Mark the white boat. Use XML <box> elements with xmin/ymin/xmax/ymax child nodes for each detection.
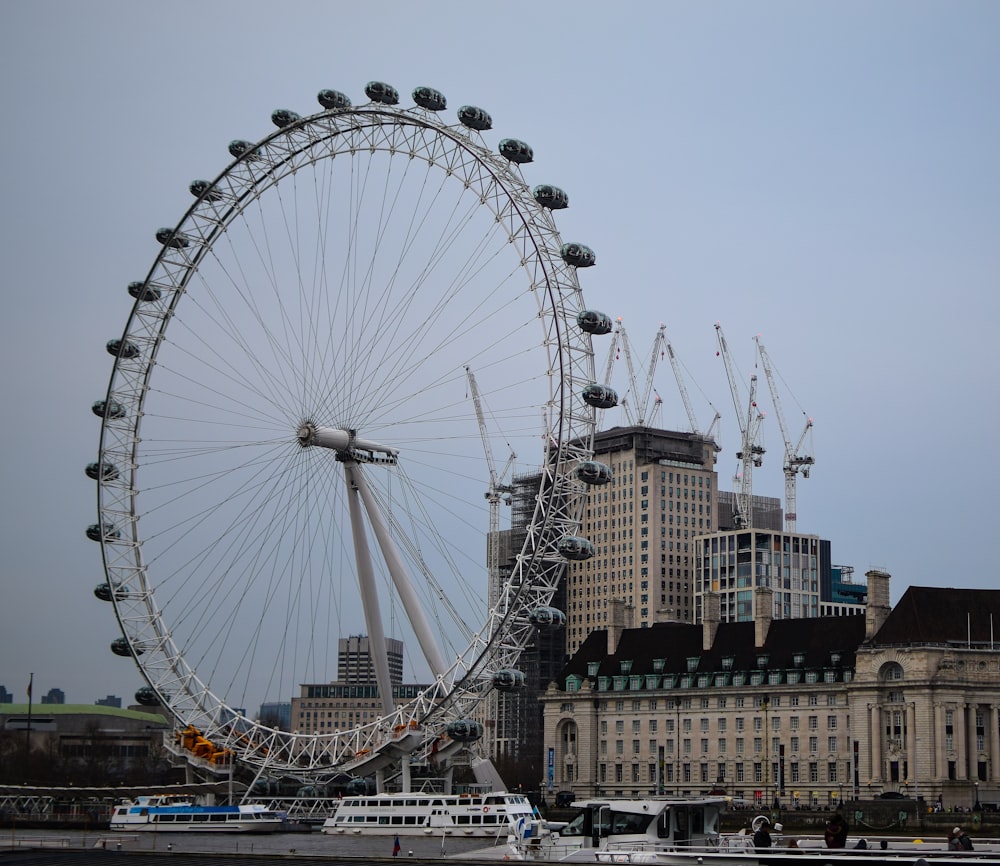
<box><xmin>321</xmin><ymin>790</ymin><xmax>542</xmax><ymax>838</ymax></box>
<box><xmin>109</xmin><ymin>794</ymin><xmax>285</xmax><ymax>833</ymax></box>
<box><xmin>480</xmin><ymin>796</ymin><xmax>1000</xmax><ymax>864</ymax></box>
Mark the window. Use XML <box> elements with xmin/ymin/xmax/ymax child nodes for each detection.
<box><xmin>828</xmin><ymin>736</ymin><xmax>838</xmax><ymax>752</ymax></box>
<box><xmin>828</xmin><ymin>762</ymin><xmax>838</xmax><ymax>782</ymax></box>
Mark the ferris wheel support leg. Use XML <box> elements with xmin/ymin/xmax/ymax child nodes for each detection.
<box><xmin>344</xmin><ymin>462</ymin><xmax>396</xmax><ymax>717</ymax></box>
<box><xmin>401</xmin><ymin>753</ymin><xmax>411</xmax><ymax>794</ymax></box>
<box><xmin>443</xmin><ymin>765</ymin><xmax>454</xmax><ymax>796</ymax></box>
<box><xmin>376</xmin><ymin>767</ymin><xmax>385</xmax><ymax>794</ymax></box>
<box><xmin>351</xmin><ymin>463</ymin><xmax>447</xmax><ymax>679</ymax></box>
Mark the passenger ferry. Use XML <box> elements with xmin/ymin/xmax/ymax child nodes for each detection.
<box><xmin>457</xmin><ymin>796</ymin><xmax>1000</xmax><ymax>864</ymax></box>
<box><xmin>110</xmin><ymin>794</ymin><xmax>285</xmax><ymax>833</ymax></box>
<box><xmin>321</xmin><ymin>790</ymin><xmax>540</xmax><ymax>837</ymax></box>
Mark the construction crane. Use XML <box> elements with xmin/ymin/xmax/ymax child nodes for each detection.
<box><xmin>754</xmin><ymin>336</ymin><xmax>814</xmax><ymax>532</ymax></box>
<box><xmin>465</xmin><ymin>367</ymin><xmax>516</xmax><ymax>599</ymax></box>
<box><xmin>715</xmin><ymin>323</ymin><xmax>765</xmax><ymax>529</ymax></box>
<box><xmin>604</xmin><ymin>318</ymin><xmax>718</xmax><ymax>434</ymax></box>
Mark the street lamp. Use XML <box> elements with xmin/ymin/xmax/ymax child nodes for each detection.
<box><xmin>974</xmin><ymin>781</ymin><xmax>981</xmax><ymax>811</ymax></box>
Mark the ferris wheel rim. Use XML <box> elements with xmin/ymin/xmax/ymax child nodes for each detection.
<box><xmin>92</xmin><ymin>86</ymin><xmax>598</xmax><ymax>776</ymax></box>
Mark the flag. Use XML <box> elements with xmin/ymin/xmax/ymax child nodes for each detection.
<box><xmin>392</xmin><ymin>834</ymin><xmax>401</xmax><ymax>857</ymax></box>
<box><xmin>27</xmin><ymin>673</ymin><xmax>33</xmax><ymax>701</ymax></box>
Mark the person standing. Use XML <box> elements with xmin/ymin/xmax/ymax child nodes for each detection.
<box><xmin>824</xmin><ymin>812</ymin><xmax>848</xmax><ymax>848</ymax></box>
<box><xmin>753</xmin><ymin>817</ymin><xmax>773</xmax><ymax>852</ymax></box>
<box><xmin>951</xmin><ymin>827</ymin><xmax>973</xmax><ymax>851</ymax></box>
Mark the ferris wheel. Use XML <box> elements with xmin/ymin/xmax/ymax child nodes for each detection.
<box><xmin>88</xmin><ymin>81</ymin><xmax>615</xmax><ymax>779</ymax></box>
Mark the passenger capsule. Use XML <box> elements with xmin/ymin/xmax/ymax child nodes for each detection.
<box><xmin>560</xmin><ymin>242</ymin><xmax>596</xmax><ymax>268</ymax></box>
<box><xmin>413</xmin><ymin>86</ymin><xmax>446</xmax><ymax>111</ymax></box>
<box><xmin>189</xmin><ymin>180</ymin><xmax>223</xmax><ymax>202</ymax></box>
<box><xmin>128</xmin><ymin>281</ymin><xmax>162</xmax><ymax>302</ymax></box>
<box><xmin>85</xmin><ymin>461</ymin><xmax>119</xmax><ymax>482</ymax></box>
<box><xmin>228</xmin><ymin>139</ymin><xmax>258</xmax><ymax>159</ymax></box>
<box><xmin>111</xmin><ymin>637</ymin><xmax>142</xmax><ymax>657</ymax></box>
<box><xmin>533</xmin><ymin>184</ymin><xmax>569</xmax><ymax>210</ymax></box>
<box><xmin>576</xmin><ymin>461</ymin><xmax>612</xmax><ymax>485</ymax></box>
<box><xmin>92</xmin><ymin>399</ymin><xmax>126</xmax><ymax>419</ymax></box>
<box><xmin>492</xmin><ymin>669</ymin><xmax>526</xmax><ymax>692</ymax></box>
<box><xmin>446</xmin><ymin>719</ymin><xmax>484</xmax><ymax>742</ymax></box>
<box><xmin>155</xmin><ymin>228</ymin><xmax>190</xmax><ymax>249</ymax></box>
<box><xmin>365</xmin><ymin>81</ymin><xmax>399</xmax><ymax>105</ymax></box>
<box><xmin>499</xmin><ymin>138</ymin><xmax>533</xmax><ymax>164</ymax></box>
<box><xmin>271</xmin><ymin>109</ymin><xmax>301</xmax><ymax>128</ymax></box>
<box><xmin>577</xmin><ymin>309</ymin><xmax>613</xmax><ymax>335</ymax></box>
<box><xmin>86</xmin><ymin>523</ymin><xmax>121</xmax><ymax>542</ymax></box>
<box><xmin>528</xmin><ymin>606</ymin><xmax>566</xmax><ymax>629</ymax></box>
<box><xmin>582</xmin><ymin>383</ymin><xmax>619</xmax><ymax>409</ymax></box>
<box><xmin>557</xmin><ymin>535</ymin><xmax>595</xmax><ymax>561</ymax></box>
<box><xmin>93</xmin><ymin>582</ymin><xmax>128</xmax><ymax>602</ymax></box>
<box><xmin>106</xmin><ymin>338</ymin><xmax>140</xmax><ymax>359</ymax></box>
<box><xmin>317</xmin><ymin>89</ymin><xmax>352</xmax><ymax>110</ymax></box>
<box><xmin>457</xmin><ymin>105</ymin><xmax>492</xmax><ymax>130</ymax></box>
<box><xmin>135</xmin><ymin>686</ymin><xmax>161</xmax><ymax>706</ymax></box>
<box><xmin>346</xmin><ymin>778</ymin><xmax>375</xmax><ymax>796</ymax></box>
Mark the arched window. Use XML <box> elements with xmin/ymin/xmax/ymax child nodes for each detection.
<box><xmin>879</xmin><ymin>661</ymin><xmax>904</xmax><ymax>682</ymax></box>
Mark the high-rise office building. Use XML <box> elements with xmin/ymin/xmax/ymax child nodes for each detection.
<box><xmin>693</xmin><ymin>529</ymin><xmax>831</xmax><ymax>622</ymax></box>
<box><xmin>337</xmin><ymin>635</ymin><xmax>404</xmax><ymax>687</ymax></box>
<box><xmin>564</xmin><ymin>426</ymin><xmax>719</xmax><ymax>653</ymax></box>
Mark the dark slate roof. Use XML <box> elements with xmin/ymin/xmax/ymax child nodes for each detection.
<box><xmin>559</xmin><ymin>615</ymin><xmax>867</xmax><ymax>685</ymax></box>
<box><xmin>873</xmin><ymin>586</ymin><xmax>1000</xmax><ymax>646</ymax></box>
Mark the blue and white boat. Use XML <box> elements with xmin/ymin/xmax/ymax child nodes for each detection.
<box><xmin>110</xmin><ymin>794</ymin><xmax>284</xmax><ymax>833</ymax></box>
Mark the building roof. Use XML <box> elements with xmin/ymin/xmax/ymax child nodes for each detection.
<box><xmin>873</xmin><ymin>586</ymin><xmax>1000</xmax><ymax>646</ymax></box>
<box><xmin>559</xmin><ymin>615</ymin><xmax>866</xmax><ymax>683</ymax></box>
<box><xmin>0</xmin><ymin>703</ymin><xmax>169</xmax><ymax>724</ymax></box>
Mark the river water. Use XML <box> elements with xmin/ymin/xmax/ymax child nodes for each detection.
<box><xmin>1</xmin><ymin>827</ymin><xmax>505</xmax><ymax>860</ymax></box>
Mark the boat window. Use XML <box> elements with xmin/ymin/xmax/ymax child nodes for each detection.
<box><xmin>608</xmin><ymin>810</ymin><xmax>653</xmax><ymax>835</ymax></box>
<box><xmin>657</xmin><ymin>810</ymin><xmax>670</xmax><ymax>839</ymax></box>
<box><xmin>211</xmin><ymin>814</ymin><xmax>226</xmax><ymax>822</ymax></box>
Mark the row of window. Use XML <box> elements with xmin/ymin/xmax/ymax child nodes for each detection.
<box><xmin>601</xmin><ymin>714</ymin><xmax>838</xmax><ymax>734</ymax></box>
<box><xmin>597</xmin><ymin>735</ymin><xmax>840</xmax><ymax>756</ymax></box>
<box><xmin>594</xmin><ymin>760</ymin><xmax>841</xmax><ymax>785</ymax></box>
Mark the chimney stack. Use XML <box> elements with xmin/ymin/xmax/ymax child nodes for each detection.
<box><xmin>607</xmin><ymin>599</ymin><xmax>632</xmax><ymax>655</ymax></box>
<box><xmin>864</xmin><ymin>569</ymin><xmax>892</xmax><ymax>640</ymax></box>
<box><xmin>754</xmin><ymin>585</ymin><xmax>774</xmax><ymax>649</ymax></box>
<box><xmin>703</xmin><ymin>592</ymin><xmax>721</xmax><ymax>651</ymax></box>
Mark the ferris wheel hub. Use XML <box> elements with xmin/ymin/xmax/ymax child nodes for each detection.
<box><xmin>298</xmin><ymin>423</ymin><xmax>399</xmax><ymax>461</ymax></box>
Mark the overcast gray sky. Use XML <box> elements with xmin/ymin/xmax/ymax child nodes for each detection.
<box><xmin>2</xmin><ymin>1</ymin><xmax>997</xmax><ymax>708</ymax></box>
